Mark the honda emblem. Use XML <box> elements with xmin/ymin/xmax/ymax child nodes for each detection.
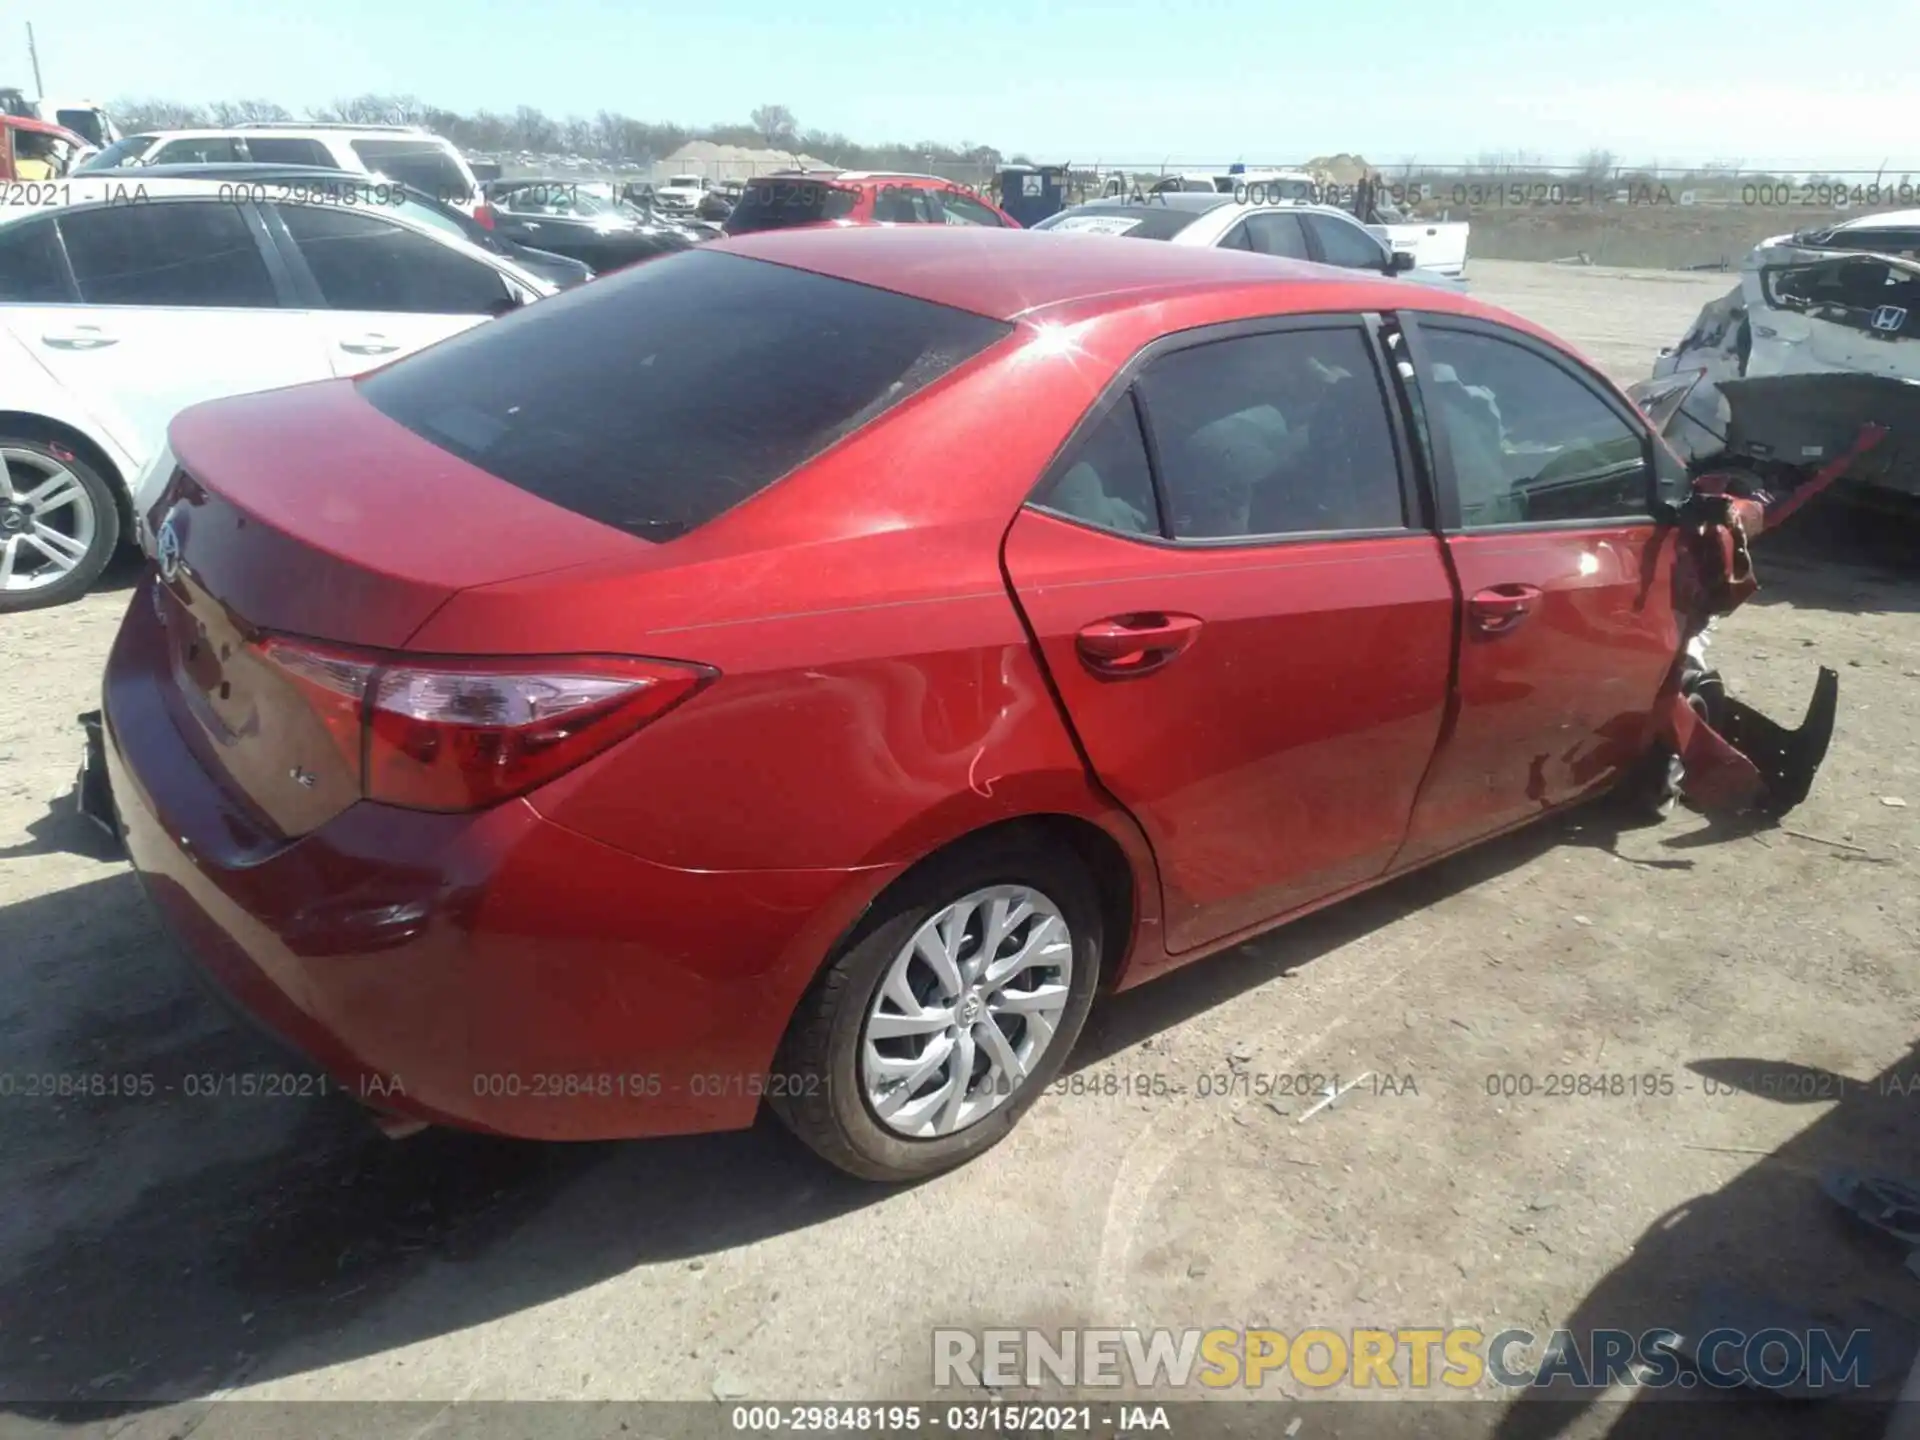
<box><xmin>1871</xmin><ymin>305</ymin><xmax>1908</xmax><ymax>333</ymax></box>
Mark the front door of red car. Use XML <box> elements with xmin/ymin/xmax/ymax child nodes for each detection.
<box><xmin>1390</xmin><ymin>314</ymin><xmax>1685</xmax><ymax>868</ymax></box>
<box><xmin>1003</xmin><ymin>317</ymin><xmax>1456</xmax><ymax>964</ymax></box>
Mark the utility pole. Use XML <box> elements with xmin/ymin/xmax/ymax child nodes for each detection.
<box><xmin>26</xmin><ymin>22</ymin><xmax>45</xmax><ymax>95</ymax></box>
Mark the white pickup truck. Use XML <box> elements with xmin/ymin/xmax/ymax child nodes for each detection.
<box><xmin>1356</xmin><ymin>190</ymin><xmax>1469</xmax><ymax>278</ymax></box>
<box><xmin>1368</xmin><ymin>213</ymin><xmax>1468</xmax><ymax>277</ymax></box>
<box><xmin>0</xmin><ymin>89</ymin><xmax>118</xmax><ymax>149</ymax></box>
<box><xmin>655</xmin><ymin>173</ymin><xmax>711</xmax><ymax>213</ymax></box>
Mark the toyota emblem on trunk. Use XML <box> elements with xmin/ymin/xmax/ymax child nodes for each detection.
<box><xmin>155</xmin><ymin>510</ymin><xmax>183</xmax><ymax>582</ymax></box>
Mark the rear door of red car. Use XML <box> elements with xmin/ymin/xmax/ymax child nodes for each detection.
<box><xmin>1002</xmin><ymin>315</ymin><xmax>1456</xmax><ymax>966</ymax></box>
<box><xmin>1388</xmin><ymin>312</ymin><xmax>1687</xmax><ymax>866</ymax></box>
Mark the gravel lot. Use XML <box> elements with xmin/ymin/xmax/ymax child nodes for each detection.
<box><xmin>1</xmin><ymin>260</ymin><xmax>1916</xmax><ymax>1438</ymax></box>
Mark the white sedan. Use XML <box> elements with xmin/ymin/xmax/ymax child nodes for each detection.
<box><xmin>1032</xmin><ymin>192</ymin><xmax>1466</xmax><ymax>290</ymax></box>
<box><xmin>0</xmin><ymin>176</ymin><xmax>557</xmax><ymax>612</ymax></box>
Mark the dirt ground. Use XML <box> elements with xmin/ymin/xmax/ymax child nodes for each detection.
<box><xmin>1</xmin><ymin>260</ymin><xmax>1916</xmax><ymax>1439</ymax></box>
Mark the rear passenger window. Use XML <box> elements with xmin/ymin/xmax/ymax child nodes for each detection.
<box><xmin>275</xmin><ymin>204</ymin><xmax>510</xmax><ymax>314</ymax></box>
<box><xmin>1243</xmin><ymin>212</ymin><xmax>1310</xmax><ymax>259</ymax></box>
<box><xmin>0</xmin><ymin>217</ymin><xmax>71</xmax><ymax>301</ymax></box>
<box><xmin>60</xmin><ymin>201</ymin><xmax>276</xmax><ymax>308</ymax></box>
<box><xmin>1136</xmin><ymin>328</ymin><xmax>1405</xmax><ymax>539</ymax></box>
<box><xmin>1034</xmin><ymin>395</ymin><xmax>1158</xmax><ymax>535</ymax></box>
<box><xmin>243</xmin><ymin>137</ymin><xmax>334</xmax><ymax>166</ymax></box>
<box><xmin>1422</xmin><ymin>327</ymin><xmax>1651</xmax><ymax>526</ymax></box>
<box><xmin>874</xmin><ymin>186</ymin><xmax>936</xmax><ymax>223</ymax></box>
<box><xmin>148</xmin><ymin>137</ymin><xmax>244</xmax><ymax>164</ymax></box>
<box><xmin>938</xmin><ymin>190</ymin><xmax>1006</xmax><ymax>227</ymax></box>
<box><xmin>1303</xmin><ymin>213</ymin><xmax>1386</xmax><ymax>269</ymax></box>
<box><xmin>350</xmin><ymin>140</ymin><xmax>473</xmax><ymax>204</ymax></box>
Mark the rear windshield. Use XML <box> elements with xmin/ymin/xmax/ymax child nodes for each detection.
<box><xmin>74</xmin><ymin>133</ymin><xmax>155</xmax><ymax>172</ymax></box>
<box><xmin>351</xmin><ymin>139</ymin><xmax>471</xmax><ymax>204</ymax></box>
<box><xmin>1031</xmin><ymin>205</ymin><xmax>1205</xmax><ymax>240</ymax></box>
<box><xmin>724</xmin><ymin>178</ymin><xmax>860</xmax><ymax>234</ymax></box>
<box><xmin>54</xmin><ymin>109</ymin><xmax>105</xmax><ymax>146</ymax></box>
<box><xmin>357</xmin><ymin>249</ymin><xmax>1012</xmax><ymax>541</ymax></box>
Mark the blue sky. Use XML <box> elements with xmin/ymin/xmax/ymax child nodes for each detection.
<box><xmin>8</xmin><ymin>0</ymin><xmax>1919</xmax><ymax>170</ymax></box>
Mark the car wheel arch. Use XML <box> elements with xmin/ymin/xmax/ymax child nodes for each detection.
<box><xmin>0</xmin><ymin>409</ymin><xmax>134</xmax><ymax>535</ymax></box>
<box><xmin>830</xmin><ymin>812</ymin><xmax>1144</xmax><ymax>999</ymax></box>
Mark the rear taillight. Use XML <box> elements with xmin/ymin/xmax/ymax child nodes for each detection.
<box><xmin>472</xmin><ymin>202</ymin><xmax>497</xmax><ymax>231</ymax></box>
<box><xmin>254</xmin><ymin>639</ymin><xmax>713</xmax><ymax>812</ymax></box>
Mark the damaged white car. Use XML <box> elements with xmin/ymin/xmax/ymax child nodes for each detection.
<box><xmin>1641</xmin><ymin>211</ymin><xmax>1920</xmax><ymax>508</ymax></box>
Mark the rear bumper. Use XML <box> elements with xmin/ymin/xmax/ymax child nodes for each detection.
<box><xmin>103</xmin><ymin>579</ymin><xmax>902</xmax><ymax>1140</ymax></box>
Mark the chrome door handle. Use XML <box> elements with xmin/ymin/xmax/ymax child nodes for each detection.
<box><xmin>339</xmin><ymin>336</ymin><xmax>401</xmax><ymax>355</ymax></box>
<box><xmin>42</xmin><ymin>328</ymin><xmax>119</xmax><ymax>350</ymax></box>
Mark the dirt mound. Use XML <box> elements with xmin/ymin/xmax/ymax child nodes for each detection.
<box><xmin>1306</xmin><ymin>153</ymin><xmax>1371</xmax><ymax>184</ymax></box>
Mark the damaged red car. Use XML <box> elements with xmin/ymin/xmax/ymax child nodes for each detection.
<box><xmin>84</xmin><ymin>228</ymin><xmax>1848</xmax><ymax>1182</ymax></box>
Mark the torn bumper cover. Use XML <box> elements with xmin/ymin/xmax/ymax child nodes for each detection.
<box><xmin>1626</xmin><ymin>381</ymin><xmax>1888</xmax><ymax>817</ymax></box>
<box><xmin>1660</xmin><ymin>664</ymin><xmax>1838</xmax><ymax>818</ymax></box>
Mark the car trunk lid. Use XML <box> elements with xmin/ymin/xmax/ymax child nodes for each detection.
<box><xmin>150</xmin><ymin>380</ymin><xmax>646</xmax><ymax>838</ymax></box>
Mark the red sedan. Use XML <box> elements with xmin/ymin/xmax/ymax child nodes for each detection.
<box><xmin>91</xmin><ymin>227</ymin><xmax>1839</xmax><ymax>1181</ymax></box>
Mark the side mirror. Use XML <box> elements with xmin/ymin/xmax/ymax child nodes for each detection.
<box><xmin>1390</xmin><ymin>250</ymin><xmax>1417</xmax><ymax>272</ymax></box>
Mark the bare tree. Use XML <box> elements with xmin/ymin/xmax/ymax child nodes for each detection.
<box><xmin>750</xmin><ymin>104</ymin><xmax>796</xmax><ymax>149</ymax></box>
<box><xmin>312</xmin><ymin>93</ymin><xmax>426</xmax><ymax>125</ymax></box>
<box><xmin>111</xmin><ymin>97</ymin><xmax>208</xmax><ymax>131</ymax></box>
<box><xmin>105</xmin><ymin>92</ymin><xmax>1010</xmax><ymax>178</ymax></box>
<box><xmin>1577</xmin><ymin>148</ymin><xmax>1616</xmax><ymax>182</ymax></box>
<box><xmin>207</xmin><ymin>98</ymin><xmax>292</xmax><ymax>126</ymax></box>
<box><xmin>510</xmin><ymin>105</ymin><xmax>559</xmax><ymax>152</ymax></box>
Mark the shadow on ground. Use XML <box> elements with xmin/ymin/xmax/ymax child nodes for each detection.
<box><xmin>1750</xmin><ymin>502</ymin><xmax>1920</xmax><ymax>617</ymax></box>
<box><xmin>1475</xmin><ymin>1041</ymin><xmax>1920</xmax><ymax>1440</ymax></box>
<box><xmin>0</xmin><ymin>731</ymin><xmax>1842</xmax><ymax>1424</ymax></box>
<box><xmin>0</xmin><ymin>784</ymin><xmax>1655</xmax><ymax>1414</ymax></box>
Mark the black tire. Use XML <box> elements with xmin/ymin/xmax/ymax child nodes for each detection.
<box><xmin>771</xmin><ymin>837</ymin><xmax>1103</xmax><ymax>1183</ymax></box>
<box><xmin>0</xmin><ymin>437</ymin><xmax>121</xmax><ymax>614</ymax></box>
<box><xmin>1611</xmin><ymin>666</ymin><xmax>1729</xmax><ymax>823</ymax></box>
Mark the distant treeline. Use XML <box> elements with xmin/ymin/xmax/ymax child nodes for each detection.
<box><xmin>105</xmin><ymin>95</ymin><xmax>1016</xmax><ymax>173</ymax></box>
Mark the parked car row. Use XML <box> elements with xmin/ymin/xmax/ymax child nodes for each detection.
<box><xmin>75</xmin><ymin>121</ymin><xmax>487</xmax><ymax>214</ymax></box>
<box><xmin>0</xmin><ymin>175</ymin><xmax>558</xmax><ymax>608</ymax></box>
<box><xmin>1031</xmin><ymin>191</ymin><xmax>1467</xmax><ymax>289</ymax></box>
<box><xmin>483</xmin><ymin>178</ymin><xmax>714</xmax><ymax>269</ymax></box>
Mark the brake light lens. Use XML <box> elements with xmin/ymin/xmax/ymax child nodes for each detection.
<box><xmin>253</xmin><ymin>640</ymin><xmax>714</xmax><ymax>812</ymax></box>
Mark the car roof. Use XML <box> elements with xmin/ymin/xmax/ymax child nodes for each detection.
<box><xmin>0</xmin><ymin>176</ymin><xmax>256</xmax><ymax>219</ymax></box>
<box><xmin>1089</xmin><ymin>192</ymin><xmax>1236</xmax><ymax>214</ymax></box>
<box><xmin>1</xmin><ymin>113</ymin><xmax>84</xmax><ymax>141</ymax></box>
<box><xmin>0</xmin><ymin>176</ymin><xmax>531</xmax><ymax>279</ymax></box>
<box><xmin>125</xmin><ymin>125</ymin><xmax>443</xmax><ymax>140</ymax></box>
<box><xmin>1831</xmin><ymin>208</ymin><xmax>1920</xmax><ymax>231</ymax></box>
<box><xmin>90</xmin><ymin>161</ymin><xmax>456</xmax><ymax>203</ymax></box>
<box><xmin>757</xmin><ymin>170</ymin><xmax>949</xmax><ymax>187</ymax></box>
<box><xmin>716</xmin><ymin>225</ymin><xmax>1510</xmax><ymax>328</ymax></box>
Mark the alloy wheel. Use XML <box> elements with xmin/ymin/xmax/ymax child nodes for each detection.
<box><xmin>0</xmin><ymin>448</ymin><xmax>96</xmax><ymax>594</ymax></box>
<box><xmin>860</xmin><ymin>884</ymin><xmax>1074</xmax><ymax>1138</ymax></box>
